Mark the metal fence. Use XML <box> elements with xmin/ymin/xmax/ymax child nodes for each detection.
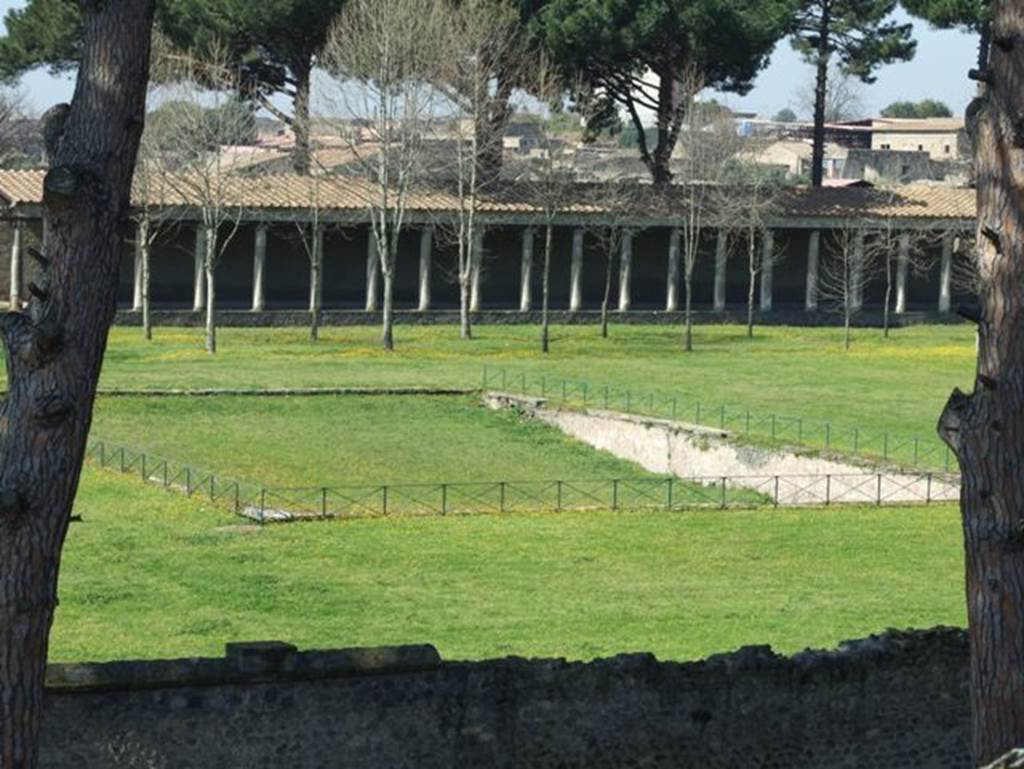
<box><xmin>86</xmin><ymin>439</ymin><xmax>959</xmax><ymax>525</ymax></box>
<box><xmin>482</xmin><ymin>366</ymin><xmax>955</xmax><ymax>472</ymax></box>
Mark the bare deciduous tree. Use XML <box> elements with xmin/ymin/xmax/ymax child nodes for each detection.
<box><xmin>155</xmin><ymin>48</ymin><xmax>252</xmax><ymax>354</ymax></box>
<box><xmin>0</xmin><ymin>3</ymin><xmax>155</xmax><ymax>766</ymax></box>
<box><xmin>582</xmin><ymin>180</ymin><xmax>639</xmax><ymax>339</ymax></box>
<box><xmin>861</xmin><ymin>217</ymin><xmax>936</xmax><ymax>339</ymax></box>
<box><xmin>673</xmin><ymin>75</ymin><xmax>741</xmax><ymax>352</ymax></box>
<box><xmin>820</xmin><ymin>220</ymin><xmax>875</xmax><ymax>350</ymax></box>
<box><xmin>522</xmin><ymin>65</ymin><xmax>573</xmax><ymax>355</ymax></box>
<box><xmin>321</xmin><ymin>0</ymin><xmax>445</xmax><ymax>351</ymax></box>
<box><xmin>438</xmin><ymin>0</ymin><xmax>523</xmax><ymax>340</ymax></box>
<box><xmin>796</xmin><ymin>62</ymin><xmax>866</xmax><ymax>123</ymax></box>
<box><xmin>714</xmin><ymin>161</ymin><xmax>784</xmax><ymax>338</ymax></box>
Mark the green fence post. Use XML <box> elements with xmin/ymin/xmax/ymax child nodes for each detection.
<box><xmin>582</xmin><ymin>383</ymin><xmax>588</xmax><ymax>407</ymax></box>
<box><xmin>499</xmin><ymin>481</ymin><xmax>506</xmax><ymax>513</ymax></box>
<box><xmin>913</xmin><ymin>438</ymin><xmax>920</xmax><ymax>466</ymax></box>
<box><xmin>382</xmin><ymin>485</ymin><xmax>389</xmax><ymax>516</ymax></box>
<box><xmin>321</xmin><ymin>487</ymin><xmax>328</xmax><ymax>519</ymax></box>
<box><xmin>259</xmin><ymin>488</ymin><xmax>266</xmax><ymax>522</ymax></box>
<box><xmin>745</xmin><ymin>411</ymin><xmax>751</xmax><ymax>435</ymax></box>
<box><xmin>556</xmin><ymin>481</ymin><xmax>563</xmax><ymax>511</ymax></box>
<box><xmin>441</xmin><ymin>484</ymin><xmax>448</xmax><ymax>515</ymax></box>
<box><xmin>666</xmin><ymin>478</ymin><xmax>673</xmax><ymax>510</ymax></box>
<box><xmin>695</xmin><ymin>401</ymin><xmax>701</xmax><ymax>423</ymax></box>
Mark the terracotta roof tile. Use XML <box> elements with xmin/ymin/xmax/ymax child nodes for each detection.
<box><xmin>0</xmin><ymin>169</ymin><xmax>976</xmax><ymax>222</ymax></box>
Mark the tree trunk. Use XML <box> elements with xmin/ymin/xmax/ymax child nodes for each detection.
<box><xmin>0</xmin><ymin>3</ymin><xmax>154</xmax><ymax>767</ymax></box>
<box><xmin>810</xmin><ymin>8</ymin><xmax>831</xmax><ymax>188</ymax></box>
<box><xmin>204</xmin><ymin>263</ymin><xmax>216</xmax><ymax>355</ymax></box>
<box><xmin>474</xmin><ymin>75</ymin><xmax>513</xmax><ymax>184</ymax></box>
<box><xmin>309</xmin><ymin>261</ymin><xmax>321</xmax><ymax>343</ymax></box>
<box><xmin>381</xmin><ymin>269</ymin><xmax>395</xmax><ymax>351</ymax></box>
<box><xmin>291</xmin><ymin>59</ymin><xmax>313</xmax><ymax>176</ymax></box>
<box><xmin>883</xmin><ymin>255</ymin><xmax>892</xmax><ymax>339</ymax></box>
<box><xmin>204</xmin><ymin>227</ymin><xmax>216</xmax><ymax>355</ymax></box>
<box><xmin>683</xmin><ymin>269</ymin><xmax>694</xmax><ymax>352</ymax></box>
<box><xmin>600</xmin><ymin>241</ymin><xmax>614</xmax><ymax>339</ymax></box>
<box><xmin>747</xmin><ymin>237</ymin><xmax>756</xmax><ymax>339</ymax></box>
<box><xmin>648</xmin><ymin>61</ymin><xmax>679</xmax><ymax>187</ymax></box>
<box><xmin>940</xmin><ymin>4</ymin><xmax>1024</xmax><ymax>764</ymax></box>
<box><xmin>459</xmin><ymin>278</ymin><xmax>472</xmax><ymax>340</ymax></box>
<box><xmin>541</xmin><ymin>223</ymin><xmax>551</xmax><ymax>354</ymax></box>
<box><xmin>142</xmin><ymin>236</ymin><xmax>152</xmax><ymax>342</ymax></box>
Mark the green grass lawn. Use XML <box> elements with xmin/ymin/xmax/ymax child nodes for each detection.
<box><xmin>53</xmin><ymin>466</ymin><xmax>966</xmax><ymax>664</ymax></box>
<box><xmin>89</xmin><ymin>394</ymin><xmax>667</xmax><ymax>486</ymax></box>
<box><xmin>95</xmin><ymin>324</ymin><xmax>975</xmax><ymax>448</ymax></box>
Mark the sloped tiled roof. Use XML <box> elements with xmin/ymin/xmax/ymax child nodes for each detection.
<box><xmin>0</xmin><ymin>169</ymin><xmax>975</xmax><ymax>222</ymax></box>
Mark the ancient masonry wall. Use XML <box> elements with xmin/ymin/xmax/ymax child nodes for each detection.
<box><xmin>41</xmin><ymin>630</ymin><xmax>968</xmax><ymax>769</ymax></box>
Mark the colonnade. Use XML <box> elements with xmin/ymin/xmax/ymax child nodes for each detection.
<box><xmin>4</xmin><ymin>220</ymin><xmax>961</xmax><ymax>314</ymax></box>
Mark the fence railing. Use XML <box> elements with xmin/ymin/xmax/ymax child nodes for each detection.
<box><xmin>482</xmin><ymin>366</ymin><xmax>955</xmax><ymax>472</ymax></box>
<box><xmin>86</xmin><ymin>439</ymin><xmax>959</xmax><ymax>524</ymax></box>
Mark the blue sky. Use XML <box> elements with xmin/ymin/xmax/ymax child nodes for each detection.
<box><xmin>1</xmin><ymin>1</ymin><xmax>979</xmax><ymax>120</ymax></box>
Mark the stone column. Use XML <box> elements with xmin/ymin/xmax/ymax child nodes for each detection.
<box><xmin>252</xmin><ymin>224</ymin><xmax>267</xmax><ymax>312</ymax></box>
<box><xmin>618</xmin><ymin>229</ymin><xmax>633</xmax><ymax>312</ymax></box>
<box><xmin>132</xmin><ymin>225</ymin><xmax>144</xmax><ymax>311</ymax></box>
<box><xmin>193</xmin><ymin>226</ymin><xmax>206</xmax><ymax>312</ymax></box>
<box><xmin>8</xmin><ymin>221</ymin><xmax>22</xmax><ymax>308</ymax></box>
<box><xmin>759</xmin><ymin>229</ymin><xmax>775</xmax><ymax>312</ymax></box>
<box><xmin>895</xmin><ymin>232</ymin><xmax>910</xmax><ymax>314</ymax></box>
<box><xmin>310</xmin><ymin>225</ymin><xmax>324</xmax><ymax>312</ymax></box>
<box><xmin>569</xmin><ymin>228</ymin><xmax>584</xmax><ymax>312</ymax></box>
<box><xmin>852</xmin><ymin>230</ymin><xmax>865</xmax><ymax>310</ymax></box>
<box><xmin>365</xmin><ymin>234</ymin><xmax>379</xmax><ymax>312</ymax></box>
<box><xmin>417</xmin><ymin>227</ymin><xmax>432</xmax><ymax>312</ymax></box>
<box><xmin>805</xmin><ymin>229</ymin><xmax>820</xmax><ymax>312</ymax></box>
<box><xmin>520</xmin><ymin>227</ymin><xmax>534</xmax><ymax>312</ymax></box>
<box><xmin>939</xmin><ymin>231</ymin><xmax>953</xmax><ymax>313</ymax></box>
<box><xmin>666</xmin><ymin>228</ymin><xmax>681</xmax><ymax>312</ymax></box>
<box><xmin>713</xmin><ymin>229</ymin><xmax>727</xmax><ymax>312</ymax></box>
<box><xmin>470</xmin><ymin>227</ymin><xmax>485</xmax><ymax>312</ymax></box>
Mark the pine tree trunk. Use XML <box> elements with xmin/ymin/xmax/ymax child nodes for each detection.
<box><xmin>381</xmin><ymin>269</ymin><xmax>395</xmax><ymax>351</ymax></box>
<box><xmin>0</xmin><ymin>4</ymin><xmax>154</xmax><ymax>767</ymax></box>
<box><xmin>541</xmin><ymin>223</ymin><xmax>551</xmax><ymax>354</ymax></box>
<box><xmin>940</xmin><ymin>5</ymin><xmax>1024</xmax><ymax>764</ymax></box>
<box><xmin>291</xmin><ymin>60</ymin><xmax>313</xmax><ymax>176</ymax></box>
<box><xmin>810</xmin><ymin>9</ymin><xmax>831</xmax><ymax>188</ymax></box>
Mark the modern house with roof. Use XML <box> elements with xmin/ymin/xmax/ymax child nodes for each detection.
<box><xmin>0</xmin><ymin>170</ymin><xmax>976</xmax><ymax>324</ymax></box>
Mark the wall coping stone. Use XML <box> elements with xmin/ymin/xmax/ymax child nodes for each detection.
<box><xmin>45</xmin><ymin>643</ymin><xmax>442</xmax><ymax>694</ymax></box>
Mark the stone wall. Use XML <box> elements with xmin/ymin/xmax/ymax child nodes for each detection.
<box><xmin>485</xmin><ymin>393</ymin><xmax>960</xmax><ymax>505</ymax></box>
<box><xmin>40</xmin><ymin>629</ymin><xmax>969</xmax><ymax>768</ymax></box>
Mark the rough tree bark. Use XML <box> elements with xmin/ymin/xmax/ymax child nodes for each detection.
<box><xmin>600</xmin><ymin>236</ymin><xmax>615</xmax><ymax>339</ymax></box>
<box><xmin>938</xmin><ymin>4</ymin><xmax>1024</xmax><ymax>765</ymax></box>
<box><xmin>0</xmin><ymin>3</ymin><xmax>155</xmax><ymax>767</ymax></box>
<box><xmin>292</xmin><ymin>60</ymin><xmax>313</xmax><ymax>176</ymax></box>
<box><xmin>810</xmin><ymin>5</ymin><xmax>831</xmax><ymax>189</ymax></box>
